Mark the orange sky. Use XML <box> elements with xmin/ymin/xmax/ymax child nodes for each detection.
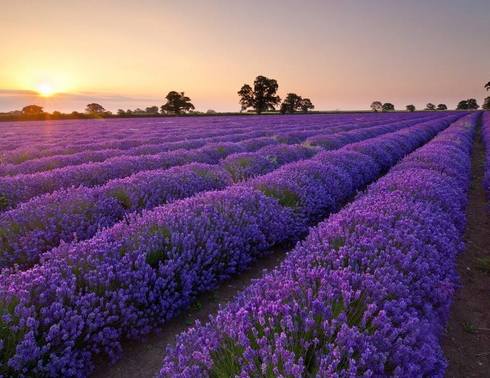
<box><xmin>1</xmin><ymin>0</ymin><xmax>489</xmax><ymax>112</ymax></box>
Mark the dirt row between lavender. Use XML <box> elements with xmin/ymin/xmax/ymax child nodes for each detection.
<box><xmin>442</xmin><ymin>126</ymin><xmax>490</xmax><ymax>378</ymax></box>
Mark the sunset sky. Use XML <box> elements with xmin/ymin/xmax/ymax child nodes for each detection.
<box><xmin>1</xmin><ymin>0</ymin><xmax>489</xmax><ymax>113</ymax></box>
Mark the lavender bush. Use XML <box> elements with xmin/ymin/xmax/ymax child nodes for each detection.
<box><xmin>158</xmin><ymin>113</ymin><xmax>477</xmax><ymax>377</ymax></box>
<box><xmin>0</xmin><ymin>116</ymin><xmax>437</xmax><ymax>209</ymax></box>
<box><xmin>0</xmin><ymin>113</ymin><xmax>462</xmax><ymax>377</ymax></box>
<box><xmin>0</xmin><ymin>117</ymin><xmax>451</xmax><ymax>269</ymax></box>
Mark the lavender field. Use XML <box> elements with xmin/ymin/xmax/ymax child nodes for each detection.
<box><xmin>0</xmin><ymin>112</ymin><xmax>487</xmax><ymax>377</ymax></box>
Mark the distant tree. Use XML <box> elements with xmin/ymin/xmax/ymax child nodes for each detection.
<box><xmin>51</xmin><ymin>111</ymin><xmax>62</xmax><ymax>119</ymax></box>
<box><xmin>456</xmin><ymin>100</ymin><xmax>468</xmax><ymax>110</ymax></box>
<box><xmin>436</xmin><ymin>103</ymin><xmax>448</xmax><ymax>110</ymax></box>
<box><xmin>206</xmin><ymin>109</ymin><xmax>217</xmax><ymax>114</ymax></box>
<box><xmin>280</xmin><ymin>93</ymin><xmax>303</xmax><ymax>114</ymax></box>
<box><xmin>370</xmin><ymin>101</ymin><xmax>382</xmax><ymax>112</ymax></box>
<box><xmin>85</xmin><ymin>103</ymin><xmax>106</xmax><ymax>114</ymax></box>
<box><xmin>467</xmin><ymin>98</ymin><xmax>479</xmax><ymax>110</ymax></box>
<box><xmin>22</xmin><ymin>105</ymin><xmax>44</xmax><ymax>115</ymax></box>
<box><xmin>279</xmin><ymin>94</ymin><xmax>315</xmax><ymax>114</ymax></box>
<box><xmin>485</xmin><ymin>81</ymin><xmax>490</xmax><ymax>91</ymax></box>
<box><xmin>238</xmin><ymin>75</ymin><xmax>281</xmax><ymax>114</ymax></box>
<box><xmin>406</xmin><ymin>104</ymin><xmax>416</xmax><ymax>112</ymax></box>
<box><xmin>161</xmin><ymin>91</ymin><xmax>195</xmax><ymax>114</ymax></box>
<box><xmin>483</xmin><ymin>97</ymin><xmax>490</xmax><ymax>110</ymax></box>
<box><xmin>299</xmin><ymin>98</ymin><xmax>314</xmax><ymax>113</ymax></box>
<box><xmin>425</xmin><ymin>103</ymin><xmax>436</xmax><ymax>111</ymax></box>
<box><xmin>382</xmin><ymin>103</ymin><xmax>395</xmax><ymax>112</ymax></box>
<box><xmin>126</xmin><ymin>109</ymin><xmax>133</xmax><ymax>115</ymax></box>
<box><xmin>145</xmin><ymin>106</ymin><xmax>159</xmax><ymax>114</ymax></box>
<box><xmin>117</xmin><ymin>109</ymin><xmax>126</xmax><ymax>116</ymax></box>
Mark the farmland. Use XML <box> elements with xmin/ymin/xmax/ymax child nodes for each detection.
<box><xmin>0</xmin><ymin>112</ymin><xmax>488</xmax><ymax>377</ymax></box>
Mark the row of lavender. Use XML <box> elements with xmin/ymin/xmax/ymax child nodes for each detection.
<box><xmin>159</xmin><ymin>114</ymin><xmax>478</xmax><ymax>377</ymax></box>
<box><xmin>0</xmin><ymin>114</ymin><xmax>464</xmax><ymax>377</ymax></box>
<box><xmin>0</xmin><ymin>115</ymin><xmax>439</xmax><ymax>210</ymax></box>
<box><xmin>0</xmin><ymin>115</ymin><xmax>447</xmax><ymax>269</ymax></box>
<box><xmin>0</xmin><ymin>115</ymin><xmax>352</xmax><ymax>153</ymax></box>
<box><xmin>0</xmin><ymin>113</ymin><xmax>430</xmax><ymax>160</ymax></box>
<box><xmin>0</xmin><ymin>114</ymin><xmax>413</xmax><ymax>175</ymax></box>
<box><xmin>0</xmin><ymin>114</ymin><xmax>389</xmax><ymax>163</ymax></box>
<box><xmin>483</xmin><ymin>112</ymin><xmax>490</xmax><ymax>201</ymax></box>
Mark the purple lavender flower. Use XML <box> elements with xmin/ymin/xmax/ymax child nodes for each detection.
<box><xmin>158</xmin><ymin>113</ymin><xmax>477</xmax><ymax>377</ymax></box>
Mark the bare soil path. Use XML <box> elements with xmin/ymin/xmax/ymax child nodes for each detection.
<box><xmin>442</xmin><ymin>126</ymin><xmax>490</xmax><ymax>377</ymax></box>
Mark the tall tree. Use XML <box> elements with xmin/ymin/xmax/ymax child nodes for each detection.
<box><xmin>161</xmin><ymin>91</ymin><xmax>195</xmax><ymax>114</ymax></box>
<box><xmin>85</xmin><ymin>103</ymin><xmax>106</xmax><ymax>114</ymax></box>
<box><xmin>467</xmin><ymin>98</ymin><xmax>479</xmax><ymax>110</ymax></box>
<box><xmin>238</xmin><ymin>84</ymin><xmax>254</xmax><ymax>112</ymax></box>
<box><xmin>485</xmin><ymin>81</ymin><xmax>490</xmax><ymax>91</ymax></box>
<box><xmin>483</xmin><ymin>97</ymin><xmax>490</xmax><ymax>110</ymax></box>
<box><xmin>280</xmin><ymin>93</ymin><xmax>303</xmax><ymax>114</ymax></box>
<box><xmin>425</xmin><ymin>103</ymin><xmax>436</xmax><ymax>111</ymax></box>
<box><xmin>456</xmin><ymin>100</ymin><xmax>468</xmax><ymax>110</ymax></box>
<box><xmin>436</xmin><ymin>104</ymin><xmax>448</xmax><ymax>110</ymax></box>
<box><xmin>238</xmin><ymin>76</ymin><xmax>281</xmax><ymax>114</ymax></box>
<box><xmin>21</xmin><ymin>105</ymin><xmax>44</xmax><ymax>115</ymax></box>
<box><xmin>406</xmin><ymin>104</ymin><xmax>416</xmax><ymax>112</ymax></box>
<box><xmin>370</xmin><ymin>101</ymin><xmax>382</xmax><ymax>112</ymax></box>
<box><xmin>280</xmin><ymin>94</ymin><xmax>315</xmax><ymax>114</ymax></box>
<box><xmin>299</xmin><ymin>98</ymin><xmax>314</xmax><ymax>113</ymax></box>
<box><xmin>382</xmin><ymin>103</ymin><xmax>395</xmax><ymax>112</ymax></box>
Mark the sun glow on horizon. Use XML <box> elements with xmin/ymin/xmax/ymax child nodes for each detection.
<box><xmin>36</xmin><ymin>83</ymin><xmax>56</xmax><ymax>97</ymax></box>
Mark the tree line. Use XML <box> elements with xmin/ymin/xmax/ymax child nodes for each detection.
<box><xmin>371</xmin><ymin>81</ymin><xmax>490</xmax><ymax>112</ymax></box>
<box><xmin>2</xmin><ymin>78</ymin><xmax>489</xmax><ymax>121</ymax></box>
<box><xmin>372</xmin><ymin>98</ymin><xmax>487</xmax><ymax>112</ymax></box>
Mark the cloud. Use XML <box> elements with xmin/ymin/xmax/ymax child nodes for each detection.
<box><xmin>0</xmin><ymin>89</ymin><xmax>38</xmax><ymax>96</ymax></box>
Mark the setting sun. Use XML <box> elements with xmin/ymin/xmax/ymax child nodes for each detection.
<box><xmin>36</xmin><ymin>83</ymin><xmax>55</xmax><ymax>97</ymax></box>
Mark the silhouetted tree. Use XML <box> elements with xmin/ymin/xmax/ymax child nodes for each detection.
<box><xmin>456</xmin><ymin>100</ymin><xmax>468</xmax><ymax>110</ymax></box>
<box><xmin>161</xmin><ymin>91</ymin><xmax>195</xmax><ymax>114</ymax></box>
<box><xmin>436</xmin><ymin>104</ymin><xmax>448</xmax><ymax>110</ymax></box>
<box><xmin>467</xmin><ymin>98</ymin><xmax>479</xmax><ymax>110</ymax></box>
<box><xmin>370</xmin><ymin>101</ymin><xmax>382</xmax><ymax>112</ymax></box>
<box><xmin>406</xmin><ymin>104</ymin><xmax>416</xmax><ymax>112</ymax></box>
<box><xmin>85</xmin><ymin>103</ymin><xmax>106</xmax><ymax>114</ymax></box>
<box><xmin>483</xmin><ymin>97</ymin><xmax>490</xmax><ymax>110</ymax></box>
<box><xmin>299</xmin><ymin>98</ymin><xmax>314</xmax><ymax>113</ymax></box>
<box><xmin>382</xmin><ymin>103</ymin><xmax>395</xmax><ymax>112</ymax></box>
<box><xmin>238</xmin><ymin>76</ymin><xmax>281</xmax><ymax>114</ymax></box>
<box><xmin>279</xmin><ymin>94</ymin><xmax>315</xmax><ymax>114</ymax></box>
<box><xmin>22</xmin><ymin>105</ymin><xmax>44</xmax><ymax>115</ymax></box>
<box><xmin>457</xmin><ymin>99</ymin><xmax>479</xmax><ymax>110</ymax></box>
<box><xmin>145</xmin><ymin>106</ymin><xmax>159</xmax><ymax>114</ymax></box>
<box><xmin>280</xmin><ymin>93</ymin><xmax>302</xmax><ymax>114</ymax></box>
<box><xmin>425</xmin><ymin>103</ymin><xmax>436</xmax><ymax>111</ymax></box>
<box><xmin>485</xmin><ymin>81</ymin><xmax>490</xmax><ymax>91</ymax></box>
<box><xmin>238</xmin><ymin>84</ymin><xmax>254</xmax><ymax>112</ymax></box>
<box><xmin>117</xmin><ymin>109</ymin><xmax>126</xmax><ymax>116</ymax></box>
